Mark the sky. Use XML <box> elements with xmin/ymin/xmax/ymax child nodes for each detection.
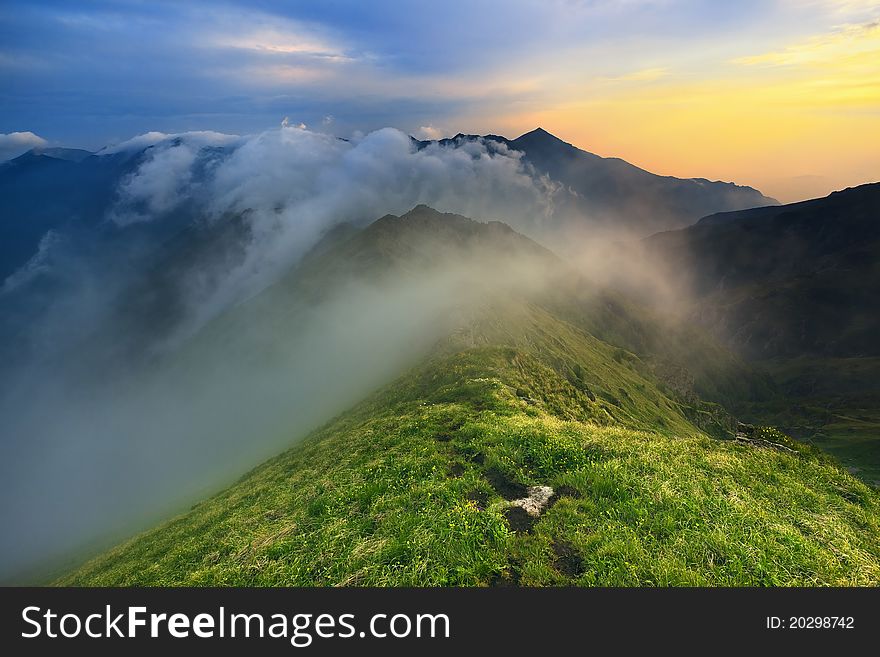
<box><xmin>1</xmin><ymin>0</ymin><xmax>878</xmax><ymax>202</ymax></box>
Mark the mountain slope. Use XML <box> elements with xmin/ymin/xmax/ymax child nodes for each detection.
<box><xmin>417</xmin><ymin>128</ymin><xmax>777</xmax><ymax>234</ymax></box>
<box><xmin>0</xmin><ymin>149</ymin><xmax>130</xmax><ymax>281</ymax></box>
<box><xmin>60</xmin><ymin>301</ymin><xmax>880</xmax><ymax>586</ymax></box>
<box><xmin>645</xmin><ymin>182</ymin><xmax>880</xmax><ymax>484</ymax></box>
<box><xmin>58</xmin><ymin>207</ymin><xmax>880</xmax><ymax>586</ymax></box>
<box><xmin>646</xmin><ymin>182</ymin><xmax>880</xmax><ymax>360</ymax></box>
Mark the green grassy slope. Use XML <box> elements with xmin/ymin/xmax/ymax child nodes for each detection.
<box><xmin>61</xmin><ymin>301</ymin><xmax>880</xmax><ymax>586</ymax></box>
<box><xmin>739</xmin><ymin>357</ymin><xmax>880</xmax><ymax>486</ymax></box>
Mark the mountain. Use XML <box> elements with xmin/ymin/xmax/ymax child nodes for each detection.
<box><xmin>0</xmin><ymin>141</ymin><xmax>232</xmax><ymax>284</ymax></box>
<box><xmin>646</xmin><ymin>183</ymin><xmax>880</xmax><ymax>359</ymax></box>
<box><xmin>0</xmin><ymin>148</ymin><xmax>134</xmax><ymax>281</ymax></box>
<box><xmin>28</xmin><ymin>147</ymin><xmax>94</xmax><ymax>162</ymax></box>
<box><xmin>57</xmin><ymin>206</ymin><xmax>880</xmax><ymax>586</ymax></box>
<box><xmin>416</xmin><ymin>128</ymin><xmax>777</xmax><ymax>235</ymax></box>
<box><xmin>645</xmin><ymin>182</ymin><xmax>880</xmax><ymax>483</ymax></box>
<box><xmin>1</xmin><ymin>127</ymin><xmax>774</xmax><ymax>286</ymax></box>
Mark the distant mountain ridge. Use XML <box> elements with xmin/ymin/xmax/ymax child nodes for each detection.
<box><xmin>415</xmin><ymin>127</ymin><xmax>777</xmax><ymax>235</ymax></box>
<box><xmin>0</xmin><ymin>126</ymin><xmax>776</xmax><ymax>284</ymax></box>
<box><xmin>22</xmin><ymin>147</ymin><xmax>95</xmax><ymax>163</ymax></box>
<box><xmin>645</xmin><ymin>182</ymin><xmax>880</xmax><ymax>359</ymax></box>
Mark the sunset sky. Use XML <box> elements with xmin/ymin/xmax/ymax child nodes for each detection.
<box><xmin>1</xmin><ymin>0</ymin><xmax>878</xmax><ymax>201</ymax></box>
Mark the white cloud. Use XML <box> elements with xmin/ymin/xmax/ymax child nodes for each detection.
<box><xmin>98</xmin><ymin>130</ymin><xmax>238</xmax><ymax>155</ymax></box>
<box><xmin>103</xmin><ymin>124</ymin><xmax>560</xmax><ymax>337</ymax></box>
<box><xmin>417</xmin><ymin>125</ymin><xmax>443</xmax><ymax>140</ymax></box>
<box><xmin>1</xmin><ymin>230</ymin><xmax>61</xmax><ymax>293</ymax></box>
<box><xmin>97</xmin><ymin>131</ymin><xmax>170</xmax><ymax>154</ymax></box>
<box><xmin>109</xmin><ymin>143</ymin><xmax>199</xmax><ymax>224</ymax></box>
<box><xmin>104</xmin><ymin>131</ymin><xmax>243</xmax><ymax>225</ymax></box>
<box><xmin>0</xmin><ymin>131</ymin><xmax>48</xmax><ymax>161</ymax></box>
<box><xmin>215</xmin><ymin>26</ymin><xmax>353</xmax><ymax>62</ymax></box>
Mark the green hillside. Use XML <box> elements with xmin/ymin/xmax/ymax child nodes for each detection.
<box><xmin>61</xmin><ymin>299</ymin><xmax>880</xmax><ymax>586</ymax></box>
<box><xmin>645</xmin><ymin>183</ymin><xmax>880</xmax><ymax>485</ymax></box>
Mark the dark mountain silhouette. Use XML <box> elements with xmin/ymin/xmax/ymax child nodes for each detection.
<box><xmin>646</xmin><ymin>182</ymin><xmax>880</xmax><ymax>359</ymax></box>
<box><xmin>415</xmin><ymin>128</ymin><xmax>777</xmax><ymax>235</ymax></box>
<box><xmin>28</xmin><ymin>147</ymin><xmax>95</xmax><ymax>162</ymax></box>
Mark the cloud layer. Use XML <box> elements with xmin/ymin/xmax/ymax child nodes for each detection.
<box><xmin>0</xmin><ymin>124</ymin><xmax>562</xmax><ymax>580</ymax></box>
<box><xmin>104</xmin><ymin>125</ymin><xmax>559</xmax><ymax>339</ymax></box>
<box><xmin>0</xmin><ymin>131</ymin><xmax>47</xmax><ymax>161</ymax></box>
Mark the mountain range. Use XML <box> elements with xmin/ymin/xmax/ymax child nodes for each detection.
<box><xmin>1</xmin><ymin>127</ymin><xmax>776</xmax><ymax>284</ymax></box>
<box><xmin>415</xmin><ymin>127</ymin><xmax>776</xmax><ymax>235</ymax></box>
<box><xmin>1</xmin><ymin>127</ymin><xmax>877</xmax><ymax>586</ymax></box>
<box><xmin>58</xmin><ymin>204</ymin><xmax>880</xmax><ymax>586</ymax></box>
<box><xmin>646</xmin><ymin>182</ymin><xmax>880</xmax><ymax>360</ymax></box>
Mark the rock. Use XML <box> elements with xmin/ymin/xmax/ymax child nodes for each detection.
<box><xmin>510</xmin><ymin>485</ymin><xmax>555</xmax><ymax>517</ymax></box>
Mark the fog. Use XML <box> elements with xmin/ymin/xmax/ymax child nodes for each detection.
<box><xmin>0</xmin><ymin>125</ymin><xmax>582</xmax><ymax>581</ymax></box>
<box><xmin>0</xmin><ymin>264</ymin><xmax>516</xmax><ymax>580</ymax></box>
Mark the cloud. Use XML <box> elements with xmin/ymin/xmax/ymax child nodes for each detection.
<box><xmin>142</xmin><ymin>125</ymin><xmax>559</xmax><ymax>335</ymax></box>
<box><xmin>1</xmin><ymin>230</ymin><xmax>61</xmax><ymax>294</ymax></box>
<box><xmin>0</xmin><ymin>131</ymin><xmax>48</xmax><ymax>161</ymax></box>
<box><xmin>214</xmin><ymin>26</ymin><xmax>354</xmax><ymax>62</ymax></box>
<box><xmin>14</xmin><ymin>123</ymin><xmax>564</xmax><ymax>349</ymax></box>
<box><xmin>601</xmin><ymin>67</ymin><xmax>670</xmax><ymax>82</ymax></box>
<box><xmin>110</xmin><ymin>143</ymin><xmax>200</xmax><ymax>224</ymax></box>
<box><xmin>104</xmin><ymin>131</ymin><xmax>243</xmax><ymax>225</ymax></box>
<box><xmin>0</xmin><ymin>123</ymin><xmax>566</xmax><ymax>579</ymax></box>
<box><xmin>416</xmin><ymin>125</ymin><xmax>443</xmax><ymax>139</ymax></box>
<box><xmin>280</xmin><ymin>117</ymin><xmax>307</xmax><ymax>129</ymax></box>
<box><xmin>98</xmin><ymin>130</ymin><xmax>238</xmax><ymax>155</ymax></box>
<box><xmin>732</xmin><ymin>20</ymin><xmax>880</xmax><ymax>67</ymax></box>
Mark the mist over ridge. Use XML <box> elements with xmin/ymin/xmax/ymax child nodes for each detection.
<box><xmin>0</xmin><ymin>190</ymin><xmax>566</xmax><ymax>580</ymax></box>
<box><xmin>1</xmin><ymin>121</ymin><xmax>872</xmax><ymax>584</ymax></box>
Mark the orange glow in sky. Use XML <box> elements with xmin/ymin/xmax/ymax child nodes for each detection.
<box><xmin>467</xmin><ymin>18</ymin><xmax>880</xmax><ymax>202</ymax></box>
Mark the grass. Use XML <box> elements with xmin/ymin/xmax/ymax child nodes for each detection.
<box><xmin>742</xmin><ymin>357</ymin><xmax>880</xmax><ymax>486</ymax></box>
<box><xmin>59</xmin><ymin>302</ymin><xmax>880</xmax><ymax>586</ymax></box>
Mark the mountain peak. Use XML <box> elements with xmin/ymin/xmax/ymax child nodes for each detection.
<box><xmin>369</xmin><ymin>205</ymin><xmax>472</xmax><ymax>233</ymax></box>
<box><xmin>510</xmin><ymin>127</ymin><xmax>581</xmax><ymax>155</ymax></box>
<box><xmin>406</xmin><ymin>203</ymin><xmax>443</xmax><ymax>216</ymax></box>
<box><xmin>515</xmin><ymin>126</ymin><xmax>565</xmax><ymax>143</ymax></box>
